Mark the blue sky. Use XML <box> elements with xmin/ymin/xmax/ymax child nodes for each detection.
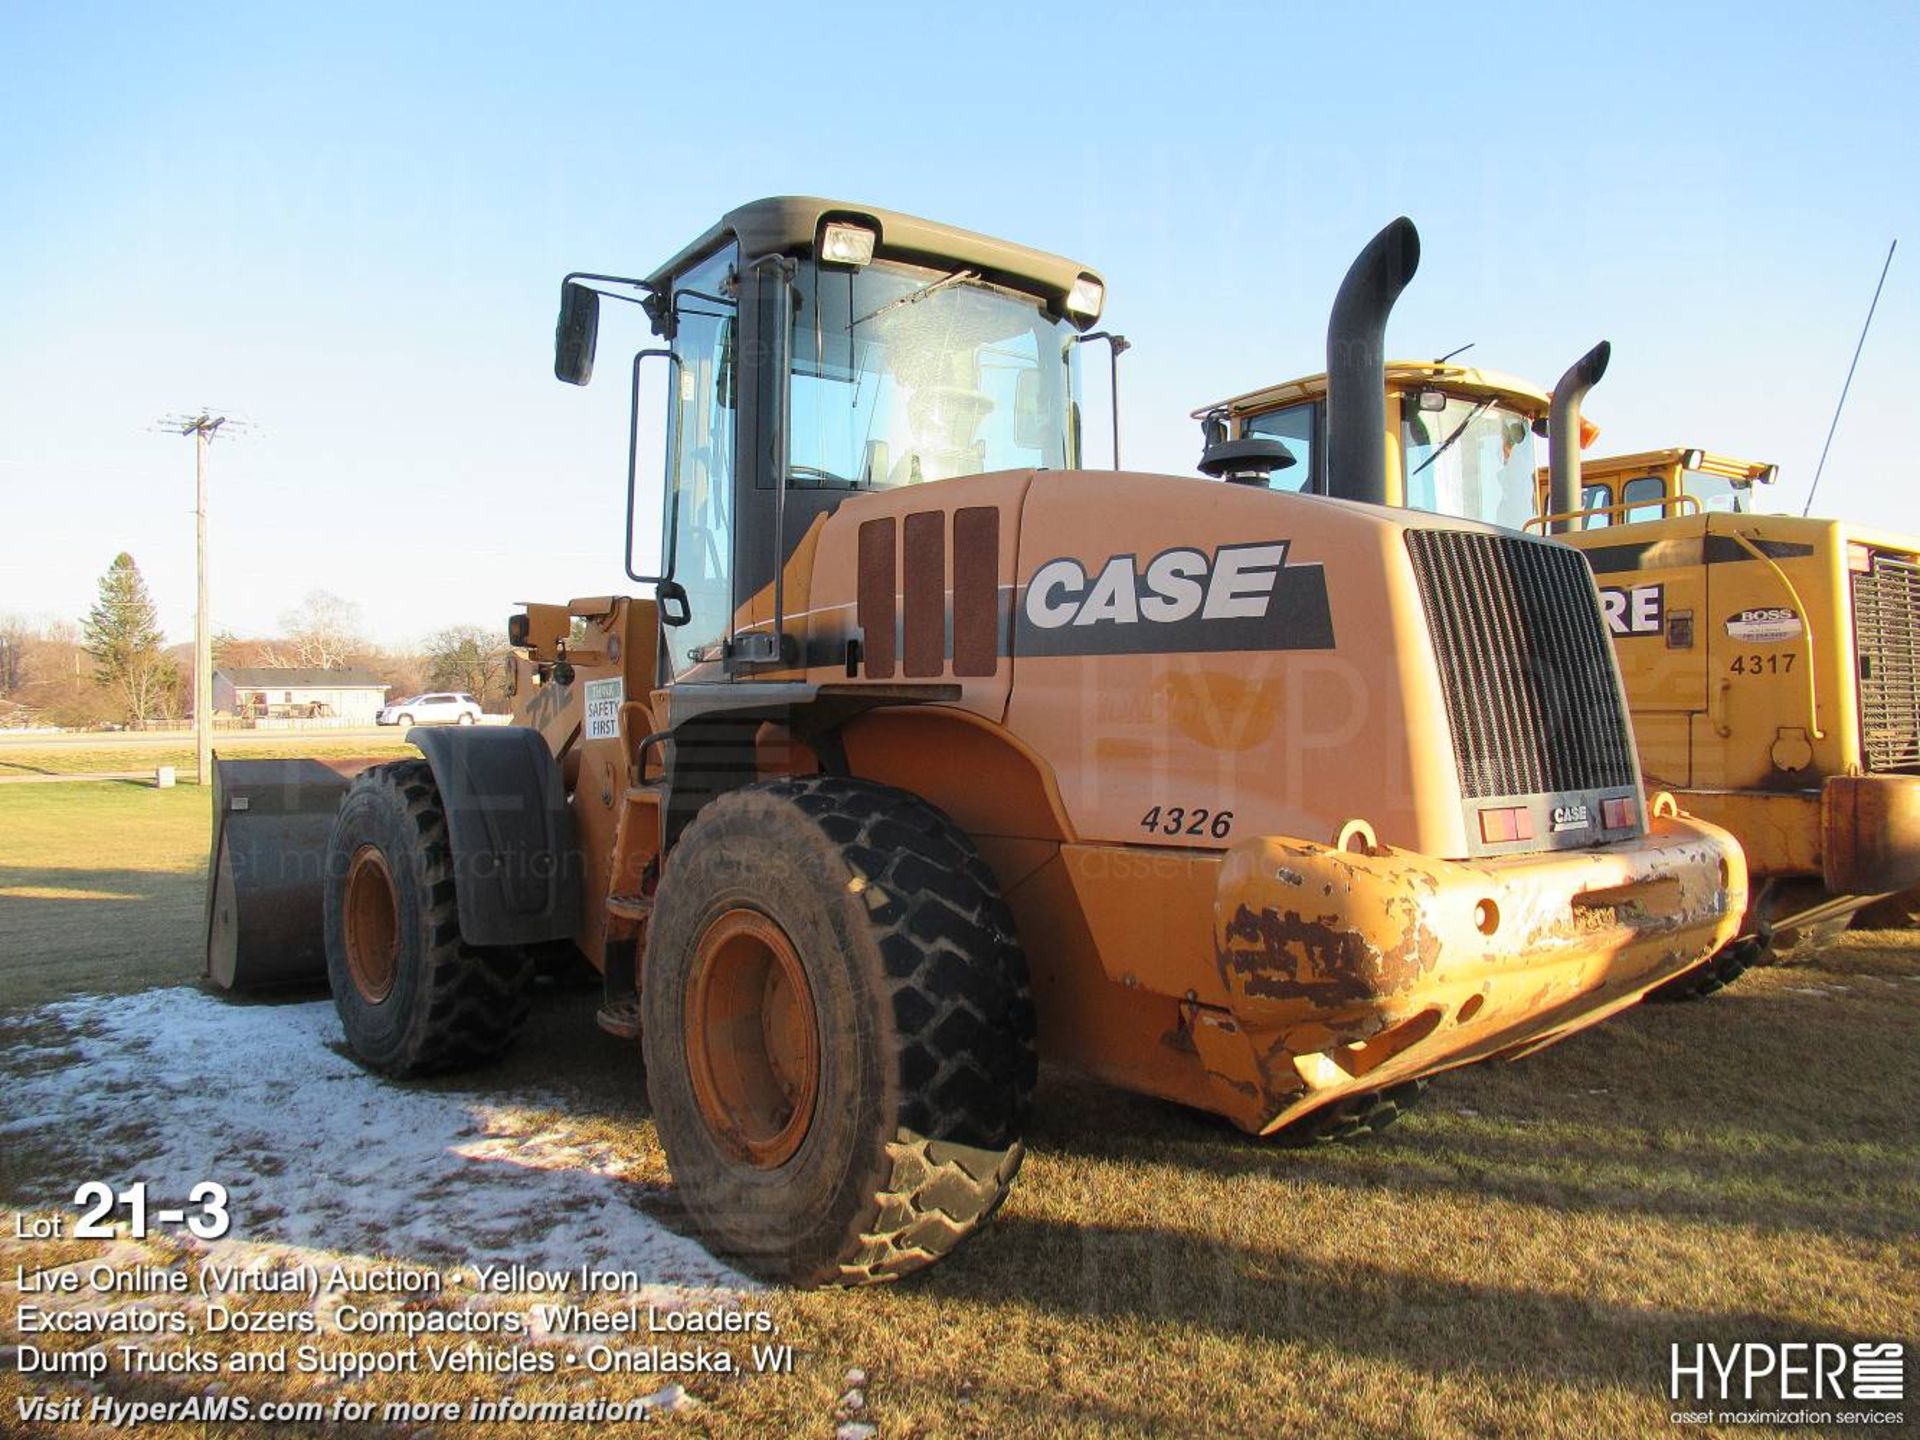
<box><xmin>2</xmin><ymin>1</ymin><xmax>1915</xmax><ymax>647</ymax></box>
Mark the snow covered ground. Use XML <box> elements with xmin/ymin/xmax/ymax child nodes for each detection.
<box><xmin>0</xmin><ymin>986</ymin><xmax>746</xmax><ymax>1298</ymax></box>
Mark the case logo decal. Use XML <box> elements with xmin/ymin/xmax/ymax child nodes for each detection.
<box><xmin>1016</xmin><ymin>543</ymin><xmax>1335</xmax><ymax>656</ymax></box>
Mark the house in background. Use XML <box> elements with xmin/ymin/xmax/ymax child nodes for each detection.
<box><xmin>212</xmin><ymin>667</ymin><xmax>390</xmax><ymax>723</ymax></box>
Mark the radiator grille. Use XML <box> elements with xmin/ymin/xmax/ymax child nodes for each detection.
<box><xmin>1854</xmin><ymin>552</ymin><xmax>1920</xmax><ymax>772</ymax></box>
<box><xmin>1405</xmin><ymin>529</ymin><xmax>1638</xmax><ymax>800</ymax></box>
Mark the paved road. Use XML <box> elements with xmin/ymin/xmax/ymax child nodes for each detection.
<box><xmin>0</xmin><ymin>771</ymin><xmax>176</xmax><ymax>786</ymax></box>
<box><xmin>0</xmin><ymin>726</ymin><xmax>394</xmax><ymax>749</ymax></box>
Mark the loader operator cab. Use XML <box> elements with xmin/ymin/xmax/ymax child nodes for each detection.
<box><xmin>555</xmin><ymin>198</ymin><xmax>1099</xmax><ymax>680</ymax></box>
<box><xmin>1542</xmin><ymin>449</ymin><xmax>1775</xmax><ymax>530</ymax></box>
<box><xmin>1204</xmin><ymin>364</ymin><xmax>1552</xmax><ymax>532</ymax></box>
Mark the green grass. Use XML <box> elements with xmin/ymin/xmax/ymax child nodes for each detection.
<box><xmin>2</xmin><ymin>782</ymin><xmax>1916</xmax><ymax>1438</ymax></box>
<box><xmin>0</xmin><ymin>782</ymin><xmax>211</xmax><ymax>1006</ymax></box>
<box><xmin>0</xmin><ymin>737</ymin><xmax>415</xmax><ymax>777</ymax></box>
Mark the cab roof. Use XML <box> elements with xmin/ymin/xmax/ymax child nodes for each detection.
<box><xmin>1192</xmin><ymin>360</ymin><xmax>1553</xmax><ymax>422</ymax></box>
<box><xmin>1572</xmin><ymin>449</ymin><xmax>1779</xmax><ymax>485</ymax></box>
<box><xmin>642</xmin><ymin>196</ymin><xmax>1104</xmax><ymax>324</ymax></box>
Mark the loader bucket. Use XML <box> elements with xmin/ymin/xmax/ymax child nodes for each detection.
<box><xmin>204</xmin><ymin>756</ymin><xmax>387</xmax><ymax>992</ymax></box>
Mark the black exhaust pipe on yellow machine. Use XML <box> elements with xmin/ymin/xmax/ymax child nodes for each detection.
<box><xmin>1325</xmin><ymin>215</ymin><xmax>1420</xmax><ymax>507</ymax></box>
<box><xmin>1547</xmin><ymin>341</ymin><xmax>1611</xmax><ymax>535</ymax></box>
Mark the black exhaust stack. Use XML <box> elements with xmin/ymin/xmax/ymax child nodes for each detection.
<box><xmin>1326</xmin><ymin>217</ymin><xmax>1420</xmax><ymax>506</ymax></box>
<box><xmin>1547</xmin><ymin>341</ymin><xmax>1611</xmax><ymax>535</ymax></box>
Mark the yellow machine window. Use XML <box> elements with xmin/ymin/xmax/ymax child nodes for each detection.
<box><xmin>1683</xmin><ymin>469</ymin><xmax>1755</xmax><ymax>514</ymax></box>
<box><xmin>1621</xmin><ymin>474</ymin><xmax>1666</xmax><ymax>522</ymax></box>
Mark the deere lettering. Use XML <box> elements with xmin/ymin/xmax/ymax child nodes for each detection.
<box><xmin>1015</xmin><ymin>543</ymin><xmax>1336</xmax><ymax>656</ymax></box>
<box><xmin>1600</xmin><ymin>584</ymin><xmax>1665</xmax><ymax>637</ymax></box>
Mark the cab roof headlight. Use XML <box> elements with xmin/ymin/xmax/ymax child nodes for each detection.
<box><xmin>1066</xmin><ymin>274</ymin><xmax>1105</xmax><ymax>321</ymax></box>
<box><xmin>819</xmin><ymin>221</ymin><xmax>877</xmax><ymax>267</ymax></box>
<box><xmin>1682</xmin><ymin>448</ymin><xmax>1705</xmax><ymax>469</ymax></box>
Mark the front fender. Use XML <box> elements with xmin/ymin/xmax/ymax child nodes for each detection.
<box><xmin>409</xmin><ymin>726</ymin><xmax>582</xmax><ymax>946</ymax></box>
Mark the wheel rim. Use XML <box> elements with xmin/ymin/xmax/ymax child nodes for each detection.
<box><xmin>343</xmin><ymin>844</ymin><xmax>400</xmax><ymax>1004</ymax></box>
<box><xmin>684</xmin><ymin>908</ymin><xmax>820</xmax><ymax>1169</ymax></box>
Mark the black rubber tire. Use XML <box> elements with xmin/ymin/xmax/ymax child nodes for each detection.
<box><xmin>396</xmin><ymin>712</ymin><xmax>414</xmax><ymax>726</ymax></box>
<box><xmin>1272</xmin><ymin>1079</ymin><xmax>1427</xmax><ymax>1146</ymax></box>
<box><xmin>323</xmin><ymin>760</ymin><xmax>534</xmax><ymax>1076</ymax></box>
<box><xmin>1645</xmin><ymin>937</ymin><xmax>1761</xmax><ymax>1003</ymax></box>
<box><xmin>642</xmin><ymin>775</ymin><xmax>1036</xmax><ymax>1287</ymax></box>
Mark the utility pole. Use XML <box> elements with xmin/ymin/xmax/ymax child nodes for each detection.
<box><xmin>166</xmin><ymin>413</ymin><xmax>227</xmax><ymax>785</ymax></box>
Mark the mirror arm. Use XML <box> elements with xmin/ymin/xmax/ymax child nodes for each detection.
<box><xmin>562</xmin><ymin>271</ymin><xmax>655</xmax><ymax>303</ymax></box>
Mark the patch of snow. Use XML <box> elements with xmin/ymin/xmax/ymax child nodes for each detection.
<box><xmin>1</xmin><ymin>986</ymin><xmax>746</xmax><ymax>1296</ymax></box>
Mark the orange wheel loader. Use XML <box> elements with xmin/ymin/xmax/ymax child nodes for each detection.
<box><xmin>206</xmin><ymin>200</ymin><xmax>1744</xmax><ymax>1285</ymax></box>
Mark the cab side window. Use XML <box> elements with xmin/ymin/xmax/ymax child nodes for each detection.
<box><xmin>1243</xmin><ymin>401</ymin><xmax>1318</xmax><ymax>494</ymax></box>
<box><xmin>1579</xmin><ymin>481</ymin><xmax>1613</xmax><ymax>529</ymax></box>
<box><xmin>1621</xmin><ymin>475</ymin><xmax>1666</xmax><ymax>523</ymax></box>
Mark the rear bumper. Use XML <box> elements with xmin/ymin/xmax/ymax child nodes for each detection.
<box><xmin>1822</xmin><ymin>774</ymin><xmax>1920</xmax><ymax>896</ymax></box>
<box><xmin>1201</xmin><ymin>814</ymin><xmax>1745</xmax><ymax>1133</ymax></box>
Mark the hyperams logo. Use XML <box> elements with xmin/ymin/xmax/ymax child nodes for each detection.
<box><xmin>1016</xmin><ymin>543</ymin><xmax>1335</xmax><ymax>656</ymax></box>
<box><xmin>1668</xmin><ymin>1340</ymin><xmax>1905</xmax><ymax>1427</ymax></box>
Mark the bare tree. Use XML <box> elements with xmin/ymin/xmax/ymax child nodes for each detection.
<box><xmin>267</xmin><ymin>590</ymin><xmax>367</xmax><ymax>670</ymax></box>
<box><xmin>0</xmin><ymin>615</ymin><xmax>27</xmax><ymax>698</ymax></box>
<box><xmin>422</xmin><ymin>624</ymin><xmax>511</xmax><ymax>708</ymax></box>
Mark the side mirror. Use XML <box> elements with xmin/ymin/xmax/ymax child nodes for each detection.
<box><xmin>555</xmin><ymin>282</ymin><xmax>600</xmax><ymax>386</ymax></box>
<box><xmin>1013</xmin><ymin>368</ymin><xmax>1046</xmax><ymax>450</ymax></box>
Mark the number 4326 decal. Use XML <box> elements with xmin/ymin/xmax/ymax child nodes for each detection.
<box><xmin>1140</xmin><ymin>805</ymin><xmax>1234</xmax><ymax>839</ymax></box>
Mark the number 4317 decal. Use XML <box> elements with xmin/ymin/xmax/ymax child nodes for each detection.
<box><xmin>1140</xmin><ymin>805</ymin><xmax>1234</xmax><ymax>839</ymax></box>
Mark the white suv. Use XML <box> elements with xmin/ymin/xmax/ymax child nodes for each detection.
<box><xmin>377</xmin><ymin>692</ymin><xmax>485</xmax><ymax>726</ymax></box>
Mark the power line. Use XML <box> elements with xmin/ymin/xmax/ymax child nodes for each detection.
<box><xmin>1803</xmin><ymin>239</ymin><xmax>1896</xmax><ymax>517</ymax></box>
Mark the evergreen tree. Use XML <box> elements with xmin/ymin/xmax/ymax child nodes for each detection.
<box><xmin>83</xmin><ymin>553</ymin><xmax>173</xmax><ymax>727</ymax></box>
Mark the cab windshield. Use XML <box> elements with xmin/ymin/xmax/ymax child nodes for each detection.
<box><xmin>1401</xmin><ymin>394</ymin><xmax>1538</xmax><ymax>531</ymax></box>
<box><xmin>788</xmin><ymin>259</ymin><xmax>1081</xmax><ymax>488</ymax></box>
<box><xmin>1683</xmin><ymin>469</ymin><xmax>1755</xmax><ymax>514</ymax></box>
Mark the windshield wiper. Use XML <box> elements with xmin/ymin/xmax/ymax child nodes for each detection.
<box><xmin>851</xmin><ymin>269</ymin><xmax>978</xmax><ymax>328</ymax></box>
<box><xmin>1407</xmin><ymin>397</ymin><xmax>1496</xmax><ymax>480</ymax></box>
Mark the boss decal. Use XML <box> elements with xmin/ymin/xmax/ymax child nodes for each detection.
<box><xmin>1600</xmin><ymin>583</ymin><xmax>1664</xmax><ymax>637</ymax></box>
<box><xmin>1725</xmin><ymin>606</ymin><xmax>1802</xmax><ymax>643</ymax></box>
<box><xmin>1015</xmin><ymin>542</ymin><xmax>1334</xmax><ymax>656</ymax></box>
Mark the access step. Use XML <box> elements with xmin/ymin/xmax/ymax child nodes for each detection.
<box><xmin>595</xmin><ymin>999</ymin><xmax>642</xmax><ymax>1039</ymax></box>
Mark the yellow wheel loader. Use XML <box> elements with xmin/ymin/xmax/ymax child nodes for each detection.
<box><xmin>1194</xmin><ymin>220</ymin><xmax>1919</xmax><ymax>1000</ymax></box>
<box><xmin>207</xmin><ymin>200</ymin><xmax>1743</xmax><ymax>1285</ymax></box>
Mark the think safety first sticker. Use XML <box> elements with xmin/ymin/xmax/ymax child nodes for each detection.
<box><xmin>1725</xmin><ymin>607</ymin><xmax>1802</xmax><ymax>643</ymax></box>
<box><xmin>584</xmin><ymin>676</ymin><xmax>625</xmax><ymax>741</ymax></box>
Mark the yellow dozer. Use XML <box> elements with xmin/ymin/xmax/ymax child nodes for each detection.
<box><xmin>207</xmin><ymin>201</ymin><xmax>1743</xmax><ymax>1285</ymax></box>
<box><xmin>1194</xmin><ymin>221</ymin><xmax>1919</xmax><ymax>998</ymax></box>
